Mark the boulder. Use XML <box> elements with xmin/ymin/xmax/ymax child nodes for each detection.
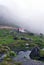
<box><xmin>21</xmin><ymin>37</ymin><xmax>29</xmax><ymax>41</ymax></box>
<box><xmin>13</xmin><ymin>36</ymin><xmax>18</xmax><ymax>40</ymax></box>
<box><xmin>30</xmin><ymin>46</ymin><xmax>40</xmax><ymax>59</ymax></box>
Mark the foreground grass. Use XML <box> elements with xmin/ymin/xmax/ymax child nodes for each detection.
<box><xmin>0</xmin><ymin>45</ymin><xmax>22</xmax><ymax>65</ymax></box>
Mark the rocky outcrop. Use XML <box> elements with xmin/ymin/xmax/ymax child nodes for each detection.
<box><xmin>30</xmin><ymin>46</ymin><xmax>40</xmax><ymax>59</ymax></box>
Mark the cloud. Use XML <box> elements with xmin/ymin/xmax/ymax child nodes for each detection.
<box><xmin>0</xmin><ymin>0</ymin><xmax>44</xmax><ymax>34</ymax></box>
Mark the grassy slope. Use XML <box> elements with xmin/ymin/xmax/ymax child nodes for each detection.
<box><xmin>0</xmin><ymin>29</ymin><xmax>44</xmax><ymax>49</ymax></box>
<box><xmin>0</xmin><ymin>29</ymin><xmax>44</xmax><ymax>62</ymax></box>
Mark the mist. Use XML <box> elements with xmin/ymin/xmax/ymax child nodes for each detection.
<box><xmin>0</xmin><ymin>0</ymin><xmax>44</xmax><ymax>34</ymax></box>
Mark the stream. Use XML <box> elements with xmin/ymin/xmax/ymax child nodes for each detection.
<box><xmin>0</xmin><ymin>50</ymin><xmax>44</xmax><ymax>65</ymax></box>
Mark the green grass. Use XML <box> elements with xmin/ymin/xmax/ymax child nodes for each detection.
<box><xmin>40</xmin><ymin>50</ymin><xmax>44</xmax><ymax>57</ymax></box>
<box><xmin>0</xmin><ymin>36</ymin><xmax>14</xmax><ymax>44</ymax></box>
<box><xmin>0</xmin><ymin>29</ymin><xmax>44</xmax><ymax>49</ymax></box>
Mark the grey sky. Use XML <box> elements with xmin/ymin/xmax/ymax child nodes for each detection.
<box><xmin>0</xmin><ymin>0</ymin><xmax>44</xmax><ymax>34</ymax></box>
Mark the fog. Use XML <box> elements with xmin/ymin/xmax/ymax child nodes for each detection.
<box><xmin>0</xmin><ymin>0</ymin><xmax>44</xmax><ymax>34</ymax></box>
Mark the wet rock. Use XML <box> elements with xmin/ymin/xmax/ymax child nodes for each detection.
<box><xmin>30</xmin><ymin>46</ymin><xmax>40</xmax><ymax>59</ymax></box>
<box><xmin>13</xmin><ymin>36</ymin><xmax>18</xmax><ymax>40</ymax></box>
<box><xmin>21</xmin><ymin>37</ymin><xmax>29</xmax><ymax>41</ymax></box>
